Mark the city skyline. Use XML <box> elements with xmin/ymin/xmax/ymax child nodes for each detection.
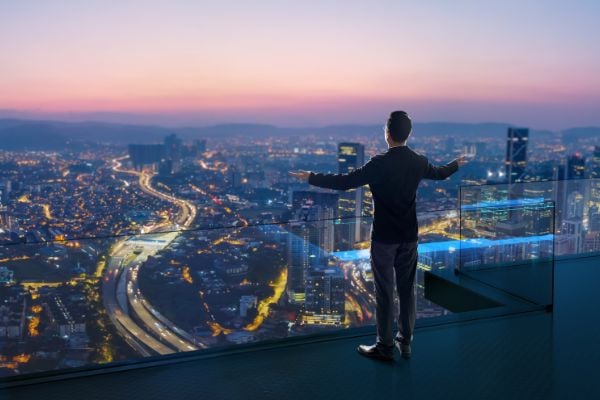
<box><xmin>1</xmin><ymin>1</ymin><xmax>599</xmax><ymax>129</ymax></box>
<box><xmin>0</xmin><ymin>124</ymin><xmax>598</xmax><ymax>377</ymax></box>
<box><xmin>1</xmin><ymin>0</ymin><xmax>600</xmax><ymax>382</ymax></box>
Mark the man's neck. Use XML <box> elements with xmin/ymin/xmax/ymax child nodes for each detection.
<box><xmin>388</xmin><ymin>141</ymin><xmax>407</xmax><ymax>149</ymax></box>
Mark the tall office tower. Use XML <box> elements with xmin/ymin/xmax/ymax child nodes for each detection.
<box><xmin>303</xmin><ymin>267</ymin><xmax>345</xmax><ymax>325</ymax></box>
<box><xmin>588</xmin><ymin>147</ymin><xmax>600</xmax><ymax>231</ymax></box>
<box><xmin>287</xmin><ymin>192</ymin><xmax>339</xmax><ymax>304</ymax></box>
<box><xmin>287</xmin><ymin>221</ymin><xmax>310</xmax><ymax>304</ymax></box>
<box><xmin>239</xmin><ymin>295</ymin><xmax>257</xmax><ymax>318</ymax></box>
<box><xmin>228</xmin><ymin>165</ymin><xmax>243</xmax><ymax>189</ymax></box>
<box><xmin>0</xmin><ymin>205</ymin><xmax>10</xmax><ymax>231</ymax></box>
<box><xmin>164</xmin><ymin>134</ymin><xmax>183</xmax><ymax>173</ymax></box>
<box><xmin>0</xmin><ymin>180</ymin><xmax>11</xmax><ymax>204</ymax></box>
<box><xmin>567</xmin><ymin>153</ymin><xmax>586</xmax><ymax>179</ymax></box>
<box><xmin>293</xmin><ymin>190</ymin><xmax>339</xmax><ymax>254</ymax></box>
<box><xmin>562</xmin><ymin>219</ymin><xmax>584</xmax><ymax>254</ymax></box>
<box><xmin>590</xmin><ymin>146</ymin><xmax>600</xmax><ymax>179</ymax></box>
<box><xmin>562</xmin><ymin>154</ymin><xmax>588</xmax><ymax>229</ymax></box>
<box><xmin>0</xmin><ymin>266</ymin><xmax>15</xmax><ymax>285</ymax></box>
<box><xmin>361</xmin><ymin>188</ymin><xmax>374</xmax><ymax>240</ymax></box>
<box><xmin>128</xmin><ymin>144</ymin><xmax>165</xmax><ymax>171</ymax></box>
<box><xmin>463</xmin><ymin>142</ymin><xmax>477</xmax><ymax>158</ymax></box>
<box><xmin>337</xmin><ymin>143</ymin><xmax>365</xmax><ymax>244</ymax></box>
<box><xmin>566</xmin><ymin>191</ymin><xmax>585</xmax><ymax>219</ymax></box>
<box><xmin>505</xmin><ymin>128</ymin><xmax>529</xmax><ymax>184</ymax></box>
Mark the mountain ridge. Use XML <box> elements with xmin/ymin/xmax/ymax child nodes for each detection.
<box><xmin>0</xmin><ymin>118</ymin><xmax>594</xmax><ymax>150</ymax></box>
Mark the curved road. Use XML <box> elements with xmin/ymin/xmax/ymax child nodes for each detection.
<box><xmin>101</xmin><ymin>157</ymin><xmax>199</xmax><ymax>356</ymax></box>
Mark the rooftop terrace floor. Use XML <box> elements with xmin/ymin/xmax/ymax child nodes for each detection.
<box><xmin>3</xmin><ymin>255</ymin><xmax>600</xmax><ymax>400</ymax></box>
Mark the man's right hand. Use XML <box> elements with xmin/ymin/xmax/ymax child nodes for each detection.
<box><xmin>457</xmin><ymin>155</ymin><xmax>469</xmax><ymax>167</ymax></box>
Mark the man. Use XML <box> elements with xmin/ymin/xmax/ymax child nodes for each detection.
<box><xmin>290</xmin><ymin>110</ymin><xmax>466</xmax><ymax>361</ymax></box>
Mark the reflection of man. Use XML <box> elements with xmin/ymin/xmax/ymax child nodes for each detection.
<box><xmin>290</xmin><ymin>111</ymin><xmax>466</xmax><ymax>360</ymax></box>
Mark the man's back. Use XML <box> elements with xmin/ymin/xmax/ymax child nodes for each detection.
<box><xmin>293</xmin><ymin>110</ymin><xmax>465</xmax><ymax>361</ymax></box>
<box><xmin>308</xmin><ymin>145</ymin><xmax>458</xmax><ymax>243</ymax></box>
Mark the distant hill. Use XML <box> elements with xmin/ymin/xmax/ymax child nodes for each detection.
<box><xmin>0</xmin><ymin>119</ymin><xmax>171</xmax><ymax>149</ymax></box>
<box><xmin>0</xmin><ymin>118</ymin><xmax>592</xmax><ymax>150</ymax></box>
<box><xmin>561</xmin><ymin>127</ymin><xmax>600</xmax><ymax>143</ymax></box>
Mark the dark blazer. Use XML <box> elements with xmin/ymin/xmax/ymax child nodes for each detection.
<box><xmin>308</xmin><ymin>145</ymin><xmax>458</xmax><ymax>243</ymax></box>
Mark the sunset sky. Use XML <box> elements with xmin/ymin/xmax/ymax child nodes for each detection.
<box><xmin>1</xmin><ymin>0</ymin><xmax>599</xmax><ymax>129</ymax></box>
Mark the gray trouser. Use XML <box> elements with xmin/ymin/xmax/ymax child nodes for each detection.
<box><xmin>370</xmin><ymin>240</ymin><xmax>418</xmax><ymax>348</ymax></box>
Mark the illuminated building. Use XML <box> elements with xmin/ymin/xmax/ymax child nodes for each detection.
<box><xmin>303</xmin><ymin>267</ymin><xmax>345</xmax><ymax>325</ymax></box>
<box><xmin>287</xmin><ymin>221</ymin><xmax>310</xmax><ymax>304</ymax></box>
<box><xmin>0</xmin><ymin>205</ymin><xmax>11</xmax><ymax>231</ymax></box>
<box><xmin>240</xmin><ymin>295</ymin><xmax>258</xmax><ymax>317</ymax></box>
<box><xmin>287</xmin><ymin>192</ymin><xmax>338</xmax><ymax>304</ymax></box>
<box><xmin>505</xmin><ymin>128</ymin><xmax>528</xmax><ymax>184</ymax></box>
<box><xmin>337</xmin><ymin>142</ymin><xmax>364</xmax><ymax>244</ymax></box>
<box><xmin>164</xmin><ymin>134</ymin><xmax>183</xmax><ymax>173</ymax></box>
<box><xmin>567</xmin><ymin>153</ymin><xmax>586</xmax><ymax>180</ymax></box>
<box><xmin>0</xmin><ymin>266</ymin><xmax>14</xmax><ymax>285</ymax></box>
<box><xmin>128</xmin><ymin>144</ymin><xmax>165</xmax><ymax>171</ymax></box>
<box><xmin>0</xmin><ymin>179</ymin><xmax>11</xmax><ymax>204</ymax></box>
<box><xmin>589</xmin><ymin>146</ymin><xmax>600</xmax><ymax>180</ymax></box>
<box><xmin>562</xmin><ymin>219</ymin><xmax>584</xmax><ymax>254</ymax></box>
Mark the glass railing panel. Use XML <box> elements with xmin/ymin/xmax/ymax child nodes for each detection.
<box><xmin>0</xmin><ymin>234</ymin><xmax>133</xmax><ymax>377</ymax></box>
<box><xmin>458</xmin><ymin>199</ymin><xmax>555</xmax><ymax>306</ymax></box>
<box><xmin>0</xmin><ymin>188</ymin><xmax>565</xmax><ymax>380</ymax></box>
<box><xmin>460</xmin><ymin>179</ymin><xmax>600</xmax><ymax>258</ymax></box>
<box><xmin>0</xmin><ymin>211</ymin><xmax>467</xmax><ymax>379</ymax></box>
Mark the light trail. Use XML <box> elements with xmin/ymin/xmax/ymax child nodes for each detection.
<box><xmin>102</xmin><ymin>156</ymin><xmax>200</xmax><ymax>355</ymax></box>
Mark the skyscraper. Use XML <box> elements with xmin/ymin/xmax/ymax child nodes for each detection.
<box><xmin>128</xmin><ymin>144</ymin><xmax>165</xmax><ymax>171</ymax></box>
<box><xmin>588</xmin><ymin>147</ymin><xmax>600</xmax><ymax>232</ymax></box>
<box><xmin>337</xmin><ymin>142</ymin><xmax>365</xmax><ymax>244</ymax></box>
<box><xmin>287</xmin><ymin>191</ymin><xmax>339</xmax><ymax>304</ymax></box>
<box><xmin>0</xmin><ymin>205</ymin><xmax>10</xmax><ymax>231</ymax></box>
<box><xmin>303</xmin><ymin>267</ymin><xmax>345</xmax><ymax>325</ymax></box>
<box><xmin>505</xmin><ymin>128</ymin><xmax>529</xmax><ymax>184</ymax></box>
<box><xmin>287</xmin><ymin>221</ymin><xmax>310</xmax><ymax>304</ymax></box>
<box><xmin>0</xmin><ymin>180</ymin><xmax>11</xmax><ymax>204</ymax></box>
<box><xmin>567</xmin><ymin>153</ymin><xmax>586</xmax><ymax>179</ymax></box>
<box><xmin>164</xmin><ymin>134</ymin><xmax>183</xmax><ymax>174</ymax></box>
<box><xmin>590</xmin><ymin>146</ymin><xmax>600</xmax><ymax>179</ymax></box>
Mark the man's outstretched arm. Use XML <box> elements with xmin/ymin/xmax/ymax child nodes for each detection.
<box><xmin>289</xmin><ymin>157</ymin><xmax>383</xmax><ymax>190</ymax></box>
<box><xmin>423</xmin><ymin>156</ymin><xmax>467</xmax><ymax>180</ymax></box>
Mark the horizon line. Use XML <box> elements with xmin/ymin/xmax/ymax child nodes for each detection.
<box><xmin>2</xmin><ymin>114</ymin><xmax>598</xmax><ymax>133</ymax></box>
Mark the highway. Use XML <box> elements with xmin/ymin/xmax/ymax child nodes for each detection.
<box><xmin>102</xmin><ymin>254</ymin><xmax>173</xmax><ymax>356</ymax></box>
<box><xmin>128</xmin><ymin>263</ymin><xmax>200</xmax><ymax>352</ymax></box>
<box><xmin>100</xmin><ymin>157</ymin><xmax>199</xmax><ymax>355</ymax></box>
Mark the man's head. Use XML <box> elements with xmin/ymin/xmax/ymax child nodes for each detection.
<box><xmin>385</xmin><ymin>110</ymin><xmax>412</xmax><ymax>145</ymax></box>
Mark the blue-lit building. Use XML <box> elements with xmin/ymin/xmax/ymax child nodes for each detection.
<box><xmin>505</xmin><ymin>127</ymin><xmax>529</xmax><ymax>184</ymax></box>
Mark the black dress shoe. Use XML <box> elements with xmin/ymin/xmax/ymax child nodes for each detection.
<box><xmin>394</xmin><ymin>337</ymin><xmax>412</xmax><ymax>359</ymax></box>
<box><xmin>357</xmin><ymin>344</ymin><xmax>394</xmax><ymax>361</ymax></box>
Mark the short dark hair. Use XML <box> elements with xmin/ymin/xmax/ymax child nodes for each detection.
<box><xmin>386</xmin><ymin>110</ymin><xmax>412</xmax><ymax>142</ymax></box>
